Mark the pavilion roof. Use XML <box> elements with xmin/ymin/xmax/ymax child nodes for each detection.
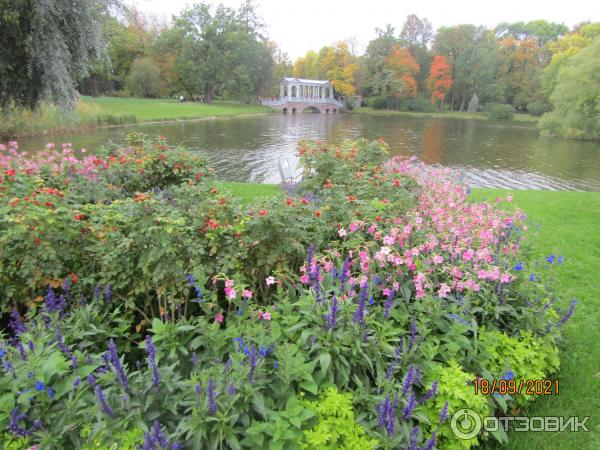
<box><xmin>282</xmin><ymin>77</ymin><xmax>331</xmax><ymax>85</ymax></box>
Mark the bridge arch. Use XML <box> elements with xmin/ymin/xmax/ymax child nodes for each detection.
<box><xmin>302</xmin><ymin>106</ymin><xmax>321</xmax><ymax>113</ymax></box>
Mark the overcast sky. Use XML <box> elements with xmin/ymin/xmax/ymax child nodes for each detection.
<box><xmin>135</xmin><ymin>0</ymin><xmax>600</xmax><ymax>59</ymax></box>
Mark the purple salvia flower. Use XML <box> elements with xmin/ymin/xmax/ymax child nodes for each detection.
<box><xmin>28</xmin><ymin>340</ymin><xmax>35</xmax><ymax>352</ymax></box>
<box><xmin>387</xmin><ymin>396</ymin><xmax>398</xmax><ymax>437</ymax></box>
<box><xmin>420</xmin><ymin>432</ymin><xmax>437</xmax><ymax>450</ymax></box>
<box><xmin>226</xmin><ymin>383</ymin><xmax>236</xmax><ymax>396</ymax></box>
<box><xmin>62</xmin><ymin>277</ymin><xmax>71</xmax><ymax>293</ymax></box>
<box><xmin>409</xmin><ymin>426</ymin><xmax>420</xmax><ymax>450</ymax></box>
<box><xmin>307</xmin><ymin>244</ymin><xmax>314</xmax><ymax>273</ymax></box>
<box><xmin>421</xmin><ymin>381</ymin><xmax>438</xmax><ymax>404</ymax></box>
<box><xmin>9</xmin><ymin>307</ymin><xmax>26</xmax><ymax>335</ymax></box>
<box><xmin>339</xmin><ymin>257</ymin><xmax>351</xmax><ymax>291</ymax></box>
<box><xmin>439</xmin><ymin>401</ymin><xmax>449</xmax><ymax>425</ymax></box>
<box><xmin>247</xmin><ymin>345</ymin><xmax>259</xmax><ymax>383</ymax></box>
<box><xmin>385</xmin><ymin>362</ymin><xmax>396</xmax><ymax>380</ymax></box>
<box><xmin>55</xmin><ymin>328</ymin><xmax>71</xmax><ymax>357</ymax></box>
<box><xmin>172</xmin><ymin>443</ymin><xmax>183</xmax><ymax>450</ymax></box>
<box><xmin>94</xmin><ymin>384</ymin><xmax>114</xmax><ymax>417</ymax></box>
<box><xmin>73</xmin><ymin>377</ymin><xmax>81</xmax><ymax>388</ymax></box>
<box><xmin>326</xmin><ymin>294</ymin><xmax>339</xmax><ymax>330</ymax></box>
<box><xmin>45</xmin><ymin>288</ymin><xmax>66</xmax><ymax>315</ymax></box>
<box><xmin>71</xmin><ymin>354</ymin><xmax>78</xmax><ymax>369</ymax></box>
<box><xmin>383</xmin><ymin>289</ymin><xmax>394</xmax><ymax>319</ymax></box>
<box><xmin>105</xmin><ymin>285</ymin><xmax>112</xmax><ymax>304</ymax></box>
<box><xmin>87</xmin><ymin>374</ymin><xmax>96</xmax><ymax>386</ymax></box>
<box><xmin>377</xmin><ymin>396</ymin><xmax>391</xmax><ymax>428</ymax></box>
<box><xmin>8</xmin><ymin>407</ymin><xmax>31</xmax><ymax>437</ymax></box>
<box><xmin>145</xmin><ymin>335</ymin><xmax>160</xmax><ymax>387</ymax></box>
<box><xmin>558</xmin><ymin>300</ymin><xmax>576</xmax><ymax>327</ymax></box>
<box><xmin>108</xmin><ymin>339</ymin><xmax>129</xmax><ymax>391</ymax></box>
<box><xmin>352</xmin><ymin>284</ymin><xmax>368</xmax><ymax>327</ymax></box>
<box><xmin>195</xmin><ymin>383</ymin><xmax>202</xmax><ymax>397</ymax></box>
<box><xmin>94</xmin><ymin>285</ymin><xmax>102</xmax><ymax>299</ymax></box>
<box><xmin>402</xmin><ymin>365</ymin><xmax>416</xmax><ymax>395</ymax></box>
<box><xmin>206</xmin><ymin>378</ymin><xmax>217</xmax><ymax>415</ymax></box>
<box><xmin>402</xmin><ymin>393</ymin><xmax>417</xmax><ymax>421</ymax></box>
<box><xmin>192</xmin><ymin>352</ymin><xmax>199</xmax><ymax>367</ymax></box>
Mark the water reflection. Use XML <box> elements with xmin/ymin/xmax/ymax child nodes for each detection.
<box><xmin>15</xmin><ymin>113</ymin><xmax>600</xmax><ymax>190</ymax></box>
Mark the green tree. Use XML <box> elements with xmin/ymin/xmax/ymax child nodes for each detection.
<box><xmin>126</xmin><ymin>57</ymin><xmax>164</xmax><ymax>98</ymax></box>
<box><xmin>361</xmin><ymin>25</ymin><xmax>399</xmax><ymax>97</ymax></box>
<box><xmin>538</xmin><ymin>37</ymin><xmax>600</xmax><ymax>140</ymax></box>
<box><xmin>0</xmin><ymin>0</ymin><xmax>119</xmax><ymax>109</ymax></box>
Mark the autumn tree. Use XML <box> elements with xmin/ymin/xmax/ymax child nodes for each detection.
<box><xmin>385</xmin><ymin>45</ymin><xmax>419</xmax><ymax>99</ymax></box>
<box><xmin>428</xmin><ymin>55</ymin><xmax>452</xmax><ymax>112</ymax></box>
<box><xmin>294</xmin><ymin>50</ymin><xmax>321</xmax><ymax>79</ymax></box>
<box><xmin>318</xmin><ymin>42</ymin><xmax>359</xmax><ymax>97</ymax></box>
<box><xmin>399</xmin><ymin>14</ymin><xmax>434</xmax><ymax>93</ymax></box>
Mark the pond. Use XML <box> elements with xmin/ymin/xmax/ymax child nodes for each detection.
<box><xmin>17</xmin><ymin>113</ymin><xmax>600</xmax><ymax>190</ymax></box>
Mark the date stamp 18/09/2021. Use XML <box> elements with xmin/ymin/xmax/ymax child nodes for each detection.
<box><xmin>474</xmin><ymin>377</ymin><xmax>560</xmax><ymax>396</ymax></box>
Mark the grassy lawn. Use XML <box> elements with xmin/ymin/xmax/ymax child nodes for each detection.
<box><xmin>227</xmin><ymin>183</ymin><xmax>599</xmax><ymax>449</ymax></box>
<box><xmin>80</xmin><ymin>96</ymin><xmax>272</xmax><ymax>122</ymax></box>
<box><xmin>471</xmin><ymin>189</ymin><xmax>600</xmax><ymax>450</ymax></box>
<box><xmin>218</xmin><ymin>181</ymin><xmax>282</xmax><ymax>204</ymax></box>
<box><xmin>353</xmin><ymin>106</ymin><xmax>539</xmax><ymax>123</ymax></box>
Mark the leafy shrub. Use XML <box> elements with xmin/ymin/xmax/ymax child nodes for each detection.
<box><xmin>368</xmin><ymin>96</ymin><xmax>389</xmax><ymax>110</ymax></box>
<box><xmin>485</xmin><ymin>103</ymin><xmax>515</xmax><ymax>120</ymax></box>
<box><xmin>526</xmin><ymin>100</ymin><xmax>550</xmax><ymax>116</ymax></box>
<box><xmin>302</xmin><ymin>388</ymin><xmax>378</xmax><ymax>449</ymax></box>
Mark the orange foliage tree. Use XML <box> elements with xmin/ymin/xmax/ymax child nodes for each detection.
<box><xmin>385</xmin><ymin>45</ymin><xmax>419</xmax><ymax>99</ymax></box>
<box><xmin>428</xmin><ymin>55</ymin><xmax>453</xmax><ymax>112</ymax></box>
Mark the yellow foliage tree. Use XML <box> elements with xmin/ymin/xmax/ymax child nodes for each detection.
<box><xmin>384</xmin><ymin>45</ymin><xmax>420</xmax><ymax>99</ymax></box>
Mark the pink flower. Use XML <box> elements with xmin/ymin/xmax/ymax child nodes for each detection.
<box><xmin>349</xmin><ymin>222</ymin><xmax>359</xmax><ymax>232</ymax></box>
<box><xmin>323</xmin><ymin>260</ymin><xmax>334</xmax><ymax>272</ymax></box>
<box><xmin>432</xmin><ymin>255</ymin><xmax>444</xmax><ymax>264</ymax></box>
<box><xmin>242</xmin><ymin>289</ymin><xmax>253</xmax><ymax>299</ymax></box>
<box><xmin>368</xmin><ymin>225</ymin><xmax>377</xmax><ymax>234</ymax></box>
<box><xmin>225</xmin><ymin>279</ymin><xmax>234</xmax><ymax>288</ymax></box>
<box><xmin>224</xmin><ymin>287</ymin><xmax>236</xmax><ymax>299</ymax></box>
<box><xmin>215</xmin><ymin>313</ymin><xmax>224</xmax><ymax>323</ymax></box>
<box><xmin>265</xmin><ymin>276</ymin><xmax>276</xmax><ymax>286</ymax></box>
<box><xmin>262</xmin><ymin>312</ymin><xmax>271</xmax><ymax>320</ymax></box>
<box><xmin>438</xmin><ymin>283</ymin><xmax>451</xmax><ymax>298</ymax></box>
<box><xmin>300</xmin><ymin>274</ymin><xmax>310</xmax><ymax>284</ymax></box>
<box><xmin>46</xmin><ymin>143</ymin><xmax>55</xmax><ymax>149</ymax></box>
<box><xmin>338</xmin><ymin>228</ymin><xmax>347</xmax><ymax>237</ymax></box>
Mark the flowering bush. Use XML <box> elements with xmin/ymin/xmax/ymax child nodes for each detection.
<box><xmin>0</xmin><ymin>137</ymin><xmax>573</xmax><ymax>449</ymax></box>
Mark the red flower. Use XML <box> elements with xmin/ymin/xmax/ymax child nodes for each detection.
<box><xmin>315</xmin><ymin>210</ymin><xmax>321</xmax><ymax>217</ymax></box>
<box><xmin>210</xmin><ymin>187</ymin><xmax>218</xmax><ymax>194</ymax></box>
<box><xmin>375</xmin><ymin>215</ymin><xmax>382</xmax><ymax>222</ymax></box>
<box><xmin>259</xmin><ymin>209</ymin><xmax>268</xmax><ymax>217</ymax></box>
<box><xmin>45</xmin><ymin>201</ymin><xmax>54</xmax><ymax>208</ymax></box>
<box><xmin>4</xmin><ymin>169</ymin><xmax>16</xmax><ymax>177</ymax></box>
<box><xmin>393</xmin><ymin>179</ymin><xmax>401</xmax><ymax>187</ymax></box>
<box><xmin>68</xmin><ymin>273</ymin><xmax>79</xmax><ymax>284</ymax></box>
<box><xmin>301</xmin><ymin>197</ymin><xmax>309</xmax><ymax>205</ymax></box>
<box><xmin>195</xmin><ymin>173</ymin><xmax>204</xmax><ymax>181</ymax></box>
<box><xmin>74</xmin><ymin>213</ymin><xmax>86</xmax><ymax>221</ymax></box>
<box><xmin>286</xmin><ymin>198</ymin><xmax>294</xmax><ymax>206</ymax></box>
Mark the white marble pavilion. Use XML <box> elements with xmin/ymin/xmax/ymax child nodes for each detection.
<box><xmin>278</xmin><ymin>77</ymin><xmax>335</xmax><ymax>102</ymax></box>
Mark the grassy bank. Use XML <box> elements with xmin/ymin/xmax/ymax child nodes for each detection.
<box><xmin>471</xmin><ymin>189</ymin><xmax>600</xmax><ymax>450</ymax></box>
<box><xmin>228</xmin><ymin>182</ymin><xmax>599</xmax><ymax>449</ymax></box>
<box><xmin>0</xmin><ymin>96</ymin><xmax>272</xmax><ymax>138</ymax></box>
<box><xmin>80</xmin><ymin>96</ymin><xmax>272</xmax><ymax>121</ymax></box>
<box><xmin>353</xmin><ymin>106</ymin><xmax>539</xmax><ymax>123</ymax></box>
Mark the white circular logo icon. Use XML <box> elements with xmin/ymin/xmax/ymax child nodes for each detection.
<box><xmin>450</xmin><ymin>408</ymin><xmax>482</xmax><ymax>440</ymax></box>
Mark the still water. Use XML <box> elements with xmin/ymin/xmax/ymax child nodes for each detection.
<box><xmin>18</xmin><ymin>114</ymin><xmax>600</xmax><ymax>190</ymax></box>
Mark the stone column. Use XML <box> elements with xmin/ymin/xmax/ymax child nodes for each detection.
<box><xmin>279</xmin><ymin>83</ymin><xmax>284</xmax><ymax>99</ymax></box>
<box><xmin>330</xmin><ymin>85</ymin><xmax>334</xmax><ymax>99</ymax></box>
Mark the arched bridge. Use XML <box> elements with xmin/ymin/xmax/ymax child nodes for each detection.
<box><xmin>260</xmin><ymin>77</ymin><xmax>345</xmax><ymax>113</ymax></box>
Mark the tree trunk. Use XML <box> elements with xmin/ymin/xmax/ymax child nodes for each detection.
<box><xmin>460</xmin><ymin>93</ymin><xmax>467</xmax><ymax>112</ymax></box>
<box><xmin>204</xmin><ymin>86</ymin><xmax>213</xmax><ymax>104</ymax></box>
<box><xmin>90</xmin><ymin>75</ymin><xmax>99</xmax><ymax>97</ymax></box>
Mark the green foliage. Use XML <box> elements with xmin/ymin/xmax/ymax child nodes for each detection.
<box><xmin>302</xmin><ymin>388</ymin><xmax>378</xmax><ymax>450</ymax></box>
<box><xmin>422</xmin><ymin>360</ymin><xmax>491</xmax><ymax>450</ymax></box>
<box><xmin>125</xmin><ymin>58</ymin><xmax>165</xmax><ymax>98</ymax></box>
<box><xmin>538</xmin><ymin>37</ymin><xmax>600</xmax><ymax>140</ymax></box>
<box><xmin>0</xmin><ymin>0</ymin><xmax>118</xmax><ymax>109</ymax></box>
<box><xmin>478</xmin><ymin>329</ymin><xmax>560</xmax><ymax>405</ymax></box>
<box><xmin>526</xmin><ymin>100</ymin><xmax>550</xmax><ymax>116</ymax></box>
<box><xmin>485</xmin><ymin>103</ymin><xmax>515</xmax><ymax>120</ymax></box>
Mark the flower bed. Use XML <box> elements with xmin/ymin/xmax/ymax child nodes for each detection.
<box><xmin>0</xmin><ymin>137</ymin><xmax>572</xmax><ymax>449</ymax></box>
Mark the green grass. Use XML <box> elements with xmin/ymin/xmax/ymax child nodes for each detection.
<box><xmin>353</xmin><ymin>106</ymin><xmax>539</xmax><ymax>123</ymax></box>
<box><xmin>80</xmin><ymin>96</ymin><xmax>272</xmax><ymax>122</ymax></box>
<box><xmin>226</xmin><ymin>183</ymin><xmax>599</xmax><ymax>449</ymax></box>
<box><xmin>471</xmin><ymin>189</ymin><xmax>600</xmax><ymax>450</ymax></box>
<box><xmin>219</xmin><ymin>182</ymin><xmax>281</xmax><ymax>204</ymax></box>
